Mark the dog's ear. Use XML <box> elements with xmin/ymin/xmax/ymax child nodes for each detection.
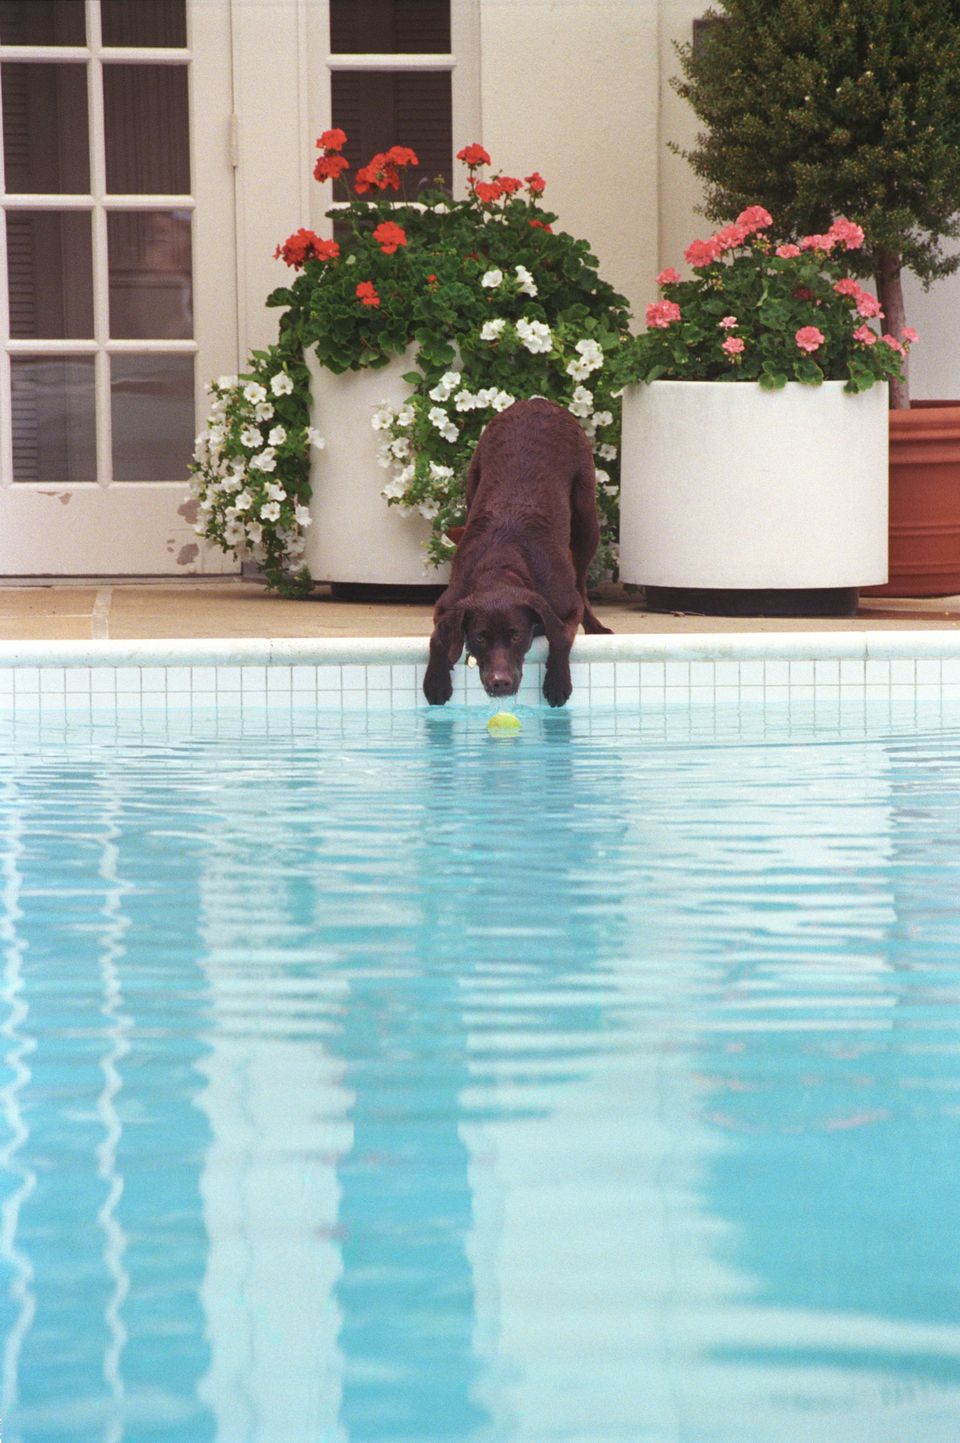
<box><xmin>432</xmin><ymin>597</ymin><xmax>470</xmax><ymax>666</ymax></box>
<box><xmin>514</xmin><ymin>589</ymin><xmax>570</xmax><ymax>645</ymax></box>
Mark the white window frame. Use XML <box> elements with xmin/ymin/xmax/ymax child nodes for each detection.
<box><xmin>0</xmin><ymin>0</ymin><xmax>238</xmax><ymax>576</ymax></box>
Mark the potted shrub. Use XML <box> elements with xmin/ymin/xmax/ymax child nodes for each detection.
<box><xmin>190</xmin><ymin>134</ymin><xmax>630</xmax><ymax>597</ymax></box>
<box><xmin>671</xmin><ymin>0</ymin><xmax>960</xmax><ymax>596</ymax></box>
<box><xmin>615</xmin><ymin>208</ymin><xmax>912</xmax><ymax>616</ymax></box>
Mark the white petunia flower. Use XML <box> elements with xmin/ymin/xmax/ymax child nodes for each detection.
<box><xmin>243</xmin><ymin>382</ymin><xmax>267</xmax><ymax>404</ymax></box>
<box><xmin>390</xmin><ymin>437</ymin><xmax>412</xmax><ymax>459</ymax></box>
<box><xmin>568</xmin><ymin>386</ymin><xmax>594</xmax><ymax>418</ymax></box>
<box><xmin>382</xmin><ymin>474</ymin><xmax>408</xmax><ymax>500</ymax></box>
<box><xmin>252</xmin><ymin>448</ymin><xmax>277</xmax><ymax>473</ymax></box>
<box><xmin>592</xmin><ymin>410</ymin><xmax>614</xmax><ymax>428</ymax></box>
<box><xmin>247</xmin><ymin>521</ymin><xmax>264</xmax><ymax>543</ymax></box>
<box><xmin>516</xmin><ymin>318</ymin><xmax>553</xmax><ymax>355</ymax></box>
<box><xmin>428</xmin><ymin>405</ymin><xmax>452</xmax><ymax>431</ymax></box>
<box><xmin>268</xmin><ymin>425</ymin><xmax>287</xmax><ymax>447</ymax></box>
<box><xmin>598</xmin><ymin>443</ymin><xmax>618</xmax><ymax>461</ymax></box>
<box><xmin>481</xmin><ymin>318</ymin><xmax>507</xmax><ymax>342</ymax></box>
<box><xmin>294</xmin><ymin>504</ymin><xmax>312</xmax><ymax>527</ymax></box>
<box><xmin>429</xmin><ymin>371</ymin><xmax>462</xmax><ymax>402</ymax></box>
<box><xmin>491</xmin><ymin>390</ymin><xmax>515</xmax><ymax>412</ymax></box>
<box><xmin>515</xmin><ymin>264</ymin><xmax>538</xmax><ymax>296</ymax></box>
<box><xmin>233</xmin><ymin>490</ymin><xmax>253</xmax><ymax>512</ymax></box>
<box><xmin>566</xmin><ymin>356</ymin><xmax>593</xmax><ymax>382</ymax></box>
<box><xmin>575</xmin><ymin>338</ymin><xmax>604</xmax><ymax>369</ymax></box>
<box><xmin>429</xmin><ymin>462</ymin><xmax>454</xmax><ymax>482</ymax></box>
<box><xmin>260</xmin><ymin>500</ymin><xmax>282</xmax><ymax>521</ymax></box>
<box><xmin>419</xmin><ymin>499</ymin><xmax>440</xmax><ymax>519</ymax></box>
<box><xmin>306</xmin><ymin>427</ymin><xmax>325</xmax><ymax>449</ymax></box>
<box><xmin>217</xmin><ymin>374</ymin><xmax>238</xmax><ymax>390</ymax></box>
<box><xmin>240</xmin><ymin>426</ymin><xmax>262</xmax><ymax>449</ymax></box>
<box><xmin>270</xmin><ymin>372</ymin><xmax>294</xmax><ymax>396</ymax></box>
<box><xmin>371</xmin><ymin>403</ymin><xmax>395</xmax><ymax>431</ymax></box>
<box><xmin>475</xmin><ymin>387</ymin><xmax>498</xmax><ymax>408</ymax></box>
<box><xmin>595</xmin><ymin>469</ymin><xmax>611</xmax><ymax>486</ymax></box>
<box><xmin>265</xmin><ymin>482</ymin><xmax>286</xmax><ymax>501</ymax></box>
<box><xmin>481</xmin><ymin>268</ymin><xmax>503</xmax><ymax>288</ymax></box>
<box><xmin>254</xmin><ymin>401</ymin><xmax>275</xmax><ymax>422</ymax></box>
<box><xmin>395</xmin><ymin>404</ymin><xmax>416</xmax><ymax>428</ymax></box>
<box><xmin>453</xmin><ymin>389</ymin><xmax>479</xmax><ymax>411</ymax></box>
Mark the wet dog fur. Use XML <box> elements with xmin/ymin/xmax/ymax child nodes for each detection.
<box><xmin>422</xmin><ymin>397</ymin><xmax>612</xmax><ymax>708</ymax></box>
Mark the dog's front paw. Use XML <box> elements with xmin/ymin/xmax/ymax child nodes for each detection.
<box><xmin>423</xmin><ymin>664</ymin><xmax>453</xmax><ymax>705</ymax></box>
<box><xmin>543</xmin><ymin>665</ymin><xmax>572</xmax><ymax>707</ymax></box>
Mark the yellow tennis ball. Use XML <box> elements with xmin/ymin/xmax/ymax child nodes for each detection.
<box><xmin>487</xmin><ymin>711</ymin><xmax>522</xmax><ymax>735</ymax></box>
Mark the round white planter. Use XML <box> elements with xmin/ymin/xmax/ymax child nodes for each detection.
<box><xmin>303</xmin><ymin>348</ymin><xmax>450</xmax><ymax>589</ymax></box>
<box><xmin>619</xmin><ymin>380</ymin><xmax>888</xmax><ymax>613</ymax></box>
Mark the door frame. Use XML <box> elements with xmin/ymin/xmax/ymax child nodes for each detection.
<box><xmin>0</xmin><ymin>0</ymin><xmax>239</xmax><ymax>577</ymax></box>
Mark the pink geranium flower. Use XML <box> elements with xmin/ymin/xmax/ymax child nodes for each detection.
<box><xmin>684</xmin><ymin>237</ymin><xmax>722</xmax><ymax>268</ymax></box>
<box><xmin>901</xmin><ymin>326</ymin><xmax>920</xmax><ymax>345</ymax></box>
<box><xmin>713</xmin><ymin>222</ymin><xmax>751</xmax><ymax>253</ymax></box>
<box><xmin>855</xmin><ymin>292</ymin><xmax>883</xmax><ymax>319</ymax></box>
<box><xmin>827</xmin><ymin>217</ymin><xmax>865</xmax><ymax>251</ymax></box>
<box><xmin>882</xmin><ymin>333</ymin><xmax>906</xmax><ymax>356</ymax></box>
<box><xmin>722</xmin><ymin>336</ymin><xmax>746</xmax><ymax>356</ymax></box>
<box><xmin>776</xmin><ymin>243</ymin><xmax>801</xmax><ymax>259</ymax></box>
<box><xmin>656</xmin><ymin>267</ymin><xmax>680</xmax><ymax>286</ymax></box>
<box><xmin>853</xmin><ymin>324</ymin><xmax>878</xmax><ymax>345</ymax></box>
<box><xmin>645</xmin><ymin>299</ymin><xmax>682</xmax><ymax>329</ymax></box>
<box><xmin>795</xmin><ymin>325</ymin><xmax>826</xmax><ymax>353</ymax></box>
<box><xmin>736</xmin><ymin>205</ymin><xmax>774</xmax><ymax>233</ymax></box>
<box><xmin>719</xmin><ymin>316</ymin><xmax>738</xmax><ymax>329</ymax></box>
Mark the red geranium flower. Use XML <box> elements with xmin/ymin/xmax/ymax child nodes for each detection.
<box><xmin>473</xmin><ymin>180</ymin><xmax>503</xmax><ymax>205</ymax></box>
<box><xmin>385</xmin><ymin>145</ymin><xmax>418</xmax><ymax>168</ymax></box>
<box><xmin>356</xmin><ymin>280</ymin><xmax>381</xmax><ymax>307</ymax></box>
<box><xmin>529</xmin><ymin>219</ymin><xmax>553</xmax><ymax>233</ymax></box>
<box><xmin>457</xmin><ymin>142</ymin><xmax>491</xmax><ymax>167</ymax></box>
<box><xmin>497</xmin><ymin>175</ymin><xmax>522</xmax><ymax>195</ymax></box>
<box><xmin>525</xmin><ymin>171</ymin><xmax>546</xmax><ymax>195</ymax></box>
<box><xmin>273</xmin><ymin>229</ymin><xmax>340</xmax><ymax>268</ymax></box>
<box><xmin>373</xmin><ymin>220</ymin><xmax>408</xmax><ymax>255</ymax></box>
<box><xmin>313</xmin><ymin>153</ymin><xmax>350</xmax><ymax>183</ymax></box>
<box><xmin>355</xmin><ymin>152</ymin><xmax>400</xmax><ymax>194</ymax></box>
<box><xmin>317</xmin><ymin>128</ymin><xmax>347</xmax><ymax>152</ymax></box>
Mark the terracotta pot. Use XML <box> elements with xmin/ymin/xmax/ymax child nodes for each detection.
<box><xmin>863</xmin><ymin>401</ymin><xmax>960</xmax><ymax>598</ymax></box>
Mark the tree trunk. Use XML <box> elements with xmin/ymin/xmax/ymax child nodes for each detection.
<box><xmin>876</xmin><ymin>249</ymin><xmax>909</xmax><ymax>410</ymax></box>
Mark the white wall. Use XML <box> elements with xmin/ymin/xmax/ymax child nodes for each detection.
<box><xmin>477</xmin><ymin>0</ymin><xmax>660</xmax><ymax>320</ymax></box>
<box><xmin>230</xmin><ymin>0</ymin><xmax>960</xmax><ymax>398</ymax></box>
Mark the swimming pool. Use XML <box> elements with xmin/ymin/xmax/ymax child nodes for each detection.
<box><xmin>2</xmin><ymin>640</ymin><xmax>960</xmax><ymax>1442</ymax></box>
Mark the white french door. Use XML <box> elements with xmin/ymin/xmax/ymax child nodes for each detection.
<box><xmin>0</xmin><ymin>0</ymin><xmax>238</xmax><ymax>576</ymax></box>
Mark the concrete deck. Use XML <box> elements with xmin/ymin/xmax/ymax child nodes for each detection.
<box><xmin>1</xmin><ymin>578</ymin><xmax>959</xmax><ymax>642</ymax></box>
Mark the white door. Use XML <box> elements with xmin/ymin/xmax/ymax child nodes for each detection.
<box><xmin>0</xmin><ymin>0</ymin><xmax>238</xmax><ymax>576</ymax></box>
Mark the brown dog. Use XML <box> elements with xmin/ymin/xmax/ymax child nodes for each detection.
<box><xmin>423</xmin><ymin>397</ymin><xmax>612</xmax><ymax>707</ymax></box>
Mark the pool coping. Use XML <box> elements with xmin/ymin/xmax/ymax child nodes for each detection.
<box><xmin>2</xmin><ymin>629</ymin><xmax>960</xmax><ymax>668</ymax></box>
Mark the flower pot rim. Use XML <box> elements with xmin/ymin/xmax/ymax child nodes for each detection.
<box><xmin>630</xmin><ymin>377</ymin><xmax>875</xmax><ymax>392</ymax></box>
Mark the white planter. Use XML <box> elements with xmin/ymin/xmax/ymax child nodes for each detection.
<box><xmin>619</xmin><ymin>381</ymin><xmax>888</xmax><ymax>603</ymax></box>
<box><xmin>303</xmin><ymin>348</ymin><xmax>450</xmax><ymax>587</ymax></box>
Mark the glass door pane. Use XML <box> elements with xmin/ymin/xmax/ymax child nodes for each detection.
<box><xmin>0</xmin><ymin>0</ymin><xmax>237</xmax><ymax>576</ymax></box>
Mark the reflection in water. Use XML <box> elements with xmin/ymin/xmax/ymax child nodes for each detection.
<box><xmin>0</xmin><ymin>707</ymin><xmax>959</xmax><ymax>1441</ymax></box>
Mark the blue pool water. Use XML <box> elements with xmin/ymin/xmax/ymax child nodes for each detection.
<box><xmin>2</xmin><ymin>699</ymin><xmax>960</xmax><ymax>1443</ymax></box>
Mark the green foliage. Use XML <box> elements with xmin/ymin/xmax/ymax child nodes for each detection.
<box><xmin>673</xmin><ymin>0</ymin><xmax>960</xmax><ymax>285</ymax></box>
<box><xmin>614</xmin><ymin>211</ymin><xmax>912</xmax><ymax>391</ymax></box>
<box><xmin>193</xmin><ymin>140</ymin><xmax>632</xmax><ymax>591</ymax></box>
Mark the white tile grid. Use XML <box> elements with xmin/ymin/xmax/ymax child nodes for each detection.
<box><xmin>1</xmin><ymin>656</ymin><xmax>960</xmax><ymax>717</ymax></box>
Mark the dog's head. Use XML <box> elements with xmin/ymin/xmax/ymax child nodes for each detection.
<box><xmin>464</xmin><ymin>598</ymin><xmax>541</xmax><ymax>698</ymax></box>
<box><xmin>435</xmin><ymin>588</ymin><xmax>561</xmax><ymax>699</ymax></box>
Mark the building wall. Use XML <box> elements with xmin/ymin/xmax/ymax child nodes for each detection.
<box><xmin>231</xmin><ymin>0</ymin><xmax>959</xmax><ymax>400</ymax></box>
<box><xmin>477</xmin><ymin>0</ymin><xmax>660</xmax><ymax>319</ymax></box>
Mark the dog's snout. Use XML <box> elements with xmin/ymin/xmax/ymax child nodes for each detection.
<box><xmin>484</xmin><ymin>667</ymin><xmax>518</xmax><ymax>697</ymax></box>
